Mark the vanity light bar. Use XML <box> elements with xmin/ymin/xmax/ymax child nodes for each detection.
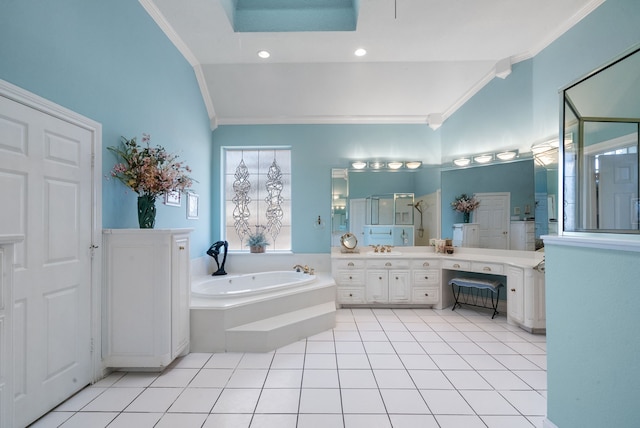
<box><xmin>350</xmin><ymin>160</ymin><xmax>422</xmax><ymax>170</ymax></box>
<box><xmin>453</xmin><ymin>150</ymin><xmax>519</xmax><ymax>167</ymax></box>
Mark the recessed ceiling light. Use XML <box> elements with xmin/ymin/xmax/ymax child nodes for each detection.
<box><xmin>257</xmin><ymin>50</ymin><xmax>270</xmax><ymax>59</ymax></box>
<box><xmin>354</xmin><ymin>48</ymin><xmax>367</xmax><ymax>57</ymax></box>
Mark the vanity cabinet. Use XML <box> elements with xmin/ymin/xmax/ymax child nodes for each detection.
<box><xmin>103</xmin><ymin>228</ymin><xmax>192</xmax><ymax>369</ymax></box>
<box><xmin>510</xmin><ymin>221</ymin><xmax>535</xmax><ymax>251</ymax></box>
<box><xmin>452</xmin><ymin>223</ymin><xmax>479</xmax><ymax>247</ymax></box>
<box><xmin>365</xmin><ymin>259</ymin><xmax>411</xmax><ymax>303</ymax></box>
<box><xmin>410</xmin><ymin>259</ymin><xmax>441</xmax><ymax>304</ymax></box>
<box><xmin>506</xmin><ymin>265</ymin><xmax>525</xmax><ymax>324</ymax></box>
<box><xmin>331</xmin><ymin>249</ymin><xmax>545</xmax><ymax>333</ymax></box>
<box><xmin>333</xmin><ymin>259</ymin><xmax>366</xmax><ymax>304</ymax></box>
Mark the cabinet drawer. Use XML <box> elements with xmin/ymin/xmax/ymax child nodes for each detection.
<box><xmin>366</xmin><ymin>259</ymin><xmax>410</xmax><ymax>269</ymax></box>
<box><xmin>412</xmin><ymin>287</ymin><xmax>440</xmax><ymax>304</ymax></box>
<box><xmin>441</xmin><ymin>259</ymin><xmax>470</xmax><ymax>270</ymax></box>
<box><xmin>471</xmin><ymin>261</ymin><xmax>504</xmax><ymax>274</ymax></box>
<box><xmin>410</xmin><ymin>259</ymin><xmax>440</xmax><ymax>269</ymax></box>
<box><xmin>337</xmin><ymin>287</ymin><xmax>365</xmax><ymax>304</ymax></box>
<box><xmin>334</xmin><ymin>259</ymin><xmax>365</xmax><ymax>269</ymax></box>
<box><xmin>336</xmin><ymin>270</ymin><xmax>365</xmax><ymax>285</ymax></box>
<box><xmin>412</xmin><ymin>269</ymin><xmax>440</xmax><ymax>285</ymax></box>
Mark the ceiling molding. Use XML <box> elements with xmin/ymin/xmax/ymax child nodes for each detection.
<box><xmin>512</xmin><ymin>0</ymin><xmax>606</xmax><ymax>63</ymax></box>
<box><xmin>441</xmin><ymin>68</ymin><xmax>497</xmax><ymax>122</ymax></box>
<box><xmin>193</xmin><ymin>64</ymin><xmax>218</xmax><ymax>129</ymax></box>
<box><xmin>216</xmin><ymin>115</ymin><xmax>430</xmax><ymax>126</ymax></box>
<box><xmin>138</xmin><ymin>0</ymin><xmax>218</xmax><ymax>128</ymax></box>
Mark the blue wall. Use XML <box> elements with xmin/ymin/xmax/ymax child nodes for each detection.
<box><xmin>545</xmin><ymin>242</ymin><xmax>640</xmax><ymax>427</ymax></box>
<box><xmin>211</xmin><ymin>124</ymin><xmax>440</xmax><ymax>253</ymax></box>
<box><xmin>0</xmin><ymin>0</ymin><xmax>213</xmax><ymax>256</ymax></box>
<box><xmin>441</xmin><ymin>161</ymin><xmax>535</xmax><ymax>236</ymax></box>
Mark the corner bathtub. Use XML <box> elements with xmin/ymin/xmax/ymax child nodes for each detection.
<box><xmin>190</xmin><ymin>271</ymin><xmax>337</xmax><ymax>352</ymax></box>
<box><xmin>192</xmin><ymin>271</ymin><xmax>316</xmax><ymax>299</ymax></box>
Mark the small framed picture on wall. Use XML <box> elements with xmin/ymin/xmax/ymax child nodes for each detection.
<box><xmin>164</xmin><ymin>190</ymin><xmax>181</xmax><ymax>207</ymax></box>
<box><xmin>187</xmin><ymin>193</ymin><xmax>199</xmax><ymax>219</ymax></box>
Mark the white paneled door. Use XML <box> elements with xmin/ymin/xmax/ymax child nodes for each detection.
<box><xmin>474</xmin><ymin>193</ymin><xmax>510</xmax><ymax>250</ymax></box>
<box><xmin>0</xmin><ymin>89</ymin><xmax>97</xmax><ymax>427</ymax></box>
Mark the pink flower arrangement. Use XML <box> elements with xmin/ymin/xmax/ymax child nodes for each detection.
<box><xmin>108</xmin><ymin>134</ymin><xmax>194</xmax><ymax>198</ymax></box>
<box><xmin>451</xmin><ymin>194</ymin><xmax>480</xmax><ymax>213</ymax></box>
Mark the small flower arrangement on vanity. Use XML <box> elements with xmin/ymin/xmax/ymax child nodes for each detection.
<box><xmin>451</xmin><ymin>194</ymin><xmax>480</xmax><ymax>223</ymax></box>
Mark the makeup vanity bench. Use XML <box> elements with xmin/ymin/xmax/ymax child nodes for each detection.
<box><xmin>331</xmin><ymin>246</ymin><xmax>546</xmax><ymax>333</ymax></box>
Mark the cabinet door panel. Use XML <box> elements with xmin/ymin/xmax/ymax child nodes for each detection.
<box><xmin>366</xmin><ymin>270</ymin><xmax>388</xmax><ymax>303</ymax></box>
<box><xmin>389</xmin><ymin>270</ymin><xmax>410</xmax><ymax>302</ymax></box>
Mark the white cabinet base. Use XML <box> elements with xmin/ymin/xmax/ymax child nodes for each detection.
<box><xmin>103</xmin><ymin>229</ymin><xmax>192</xmax><ymax>370</ymax></box>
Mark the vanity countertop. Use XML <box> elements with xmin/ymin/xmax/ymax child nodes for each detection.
<box><xmin>331</xmin><ymin>246</ymin><xmax>544</xmax><ymax>269</ymax></box>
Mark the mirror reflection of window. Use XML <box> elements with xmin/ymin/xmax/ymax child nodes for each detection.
<box><xmin>562</xmin><ymin>46</ymin><xmax>640</xmax><ymax>234</ymax></box>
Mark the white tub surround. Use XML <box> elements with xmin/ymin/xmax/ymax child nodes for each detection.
<box><xmin>192</xmin><ymin>271</ymin><xmax>316</xmax><ymax>298</ymax></box>
<box><xmin>191</xmin><ymin>272</ymin><xmax>336</xmax><ymax>353</ymax></box>
<box><xmin>331</xmin><ymin>246</ymin><xmax>545</xmax><ymax>332</ymax></box>
<box><xmin>102</xmin><ymin>229</ymin><xmax>192</xmax><ymax>370</ymax></box>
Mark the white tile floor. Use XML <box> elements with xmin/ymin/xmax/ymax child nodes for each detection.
<box><xmin>30</xmin><ymin>307</ymin><xmax>547</xmax><ymax>428</ymax></box>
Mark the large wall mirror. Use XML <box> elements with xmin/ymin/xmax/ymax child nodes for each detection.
<box><xmin>331</xmin><ymin>168</ymin><xmax>438</xmax><ymax>247</ymax></box>
<box><xmin>562</xmin><ymin>45</ymin><xmax>640</xmax><ymax>233</ymax></box>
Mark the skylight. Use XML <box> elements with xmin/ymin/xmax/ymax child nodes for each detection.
<box><xmin>224</xmin><ymin>0</ymin><xmax>358</xmax><ymax>32</ymax></box>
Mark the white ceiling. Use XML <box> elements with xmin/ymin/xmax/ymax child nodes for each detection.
<box><xmin>143</xmin><ymin>0</ymin><xmax>603</xmax><ymax>129</ymax></box>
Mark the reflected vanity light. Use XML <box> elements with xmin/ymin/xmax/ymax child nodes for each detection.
<box><xmin>405</xmin><ymin>161</ymin><xmax>422</xmax><ymax>169</ymax></box>
<box><xmin>474</xmin><ymin>154</ymin><xmax>493</xmax><ymax>164</ymax></box>
<box><xmin>496</xmin><ymin>150</ymin><xmax>518</xmax><ymax>161</ymax></box>
<box><xmin>351</xmin><ymin>161</ymin><xmax>367</xmax><ymax>169</ymax></box>
<box><xmin>369</xmin><ymin>161</ymin><xmax>385</xmax><ymax>169</ymax></box>
<box><xmin>453</xmin><ymin>158</ymin><xmax>471</xmax><ymax>167</ymax></box>
<box><xmin>388</xmin><ymin>161</ymin><xmax>403</xmax><ymax>170</ymax></box>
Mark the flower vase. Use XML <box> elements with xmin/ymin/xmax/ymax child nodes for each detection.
<box><xmin>137</xmin><ymin>195</ymin><xmax>156</xmax><ymax>229</ymax></box>
<box><xmin>463</xmin><ymin>212</ymin><xmax>470</xmax><ymax>223</ymax></box>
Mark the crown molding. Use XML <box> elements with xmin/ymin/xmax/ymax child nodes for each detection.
<box><xmin>139</xmin><ymin>0</ymin><xmax>218</xmax><ymax>129</ymax></box>
<box><xmin>216</xmin><ymin>115</ymin><xmax>430</xmax><ymax>126</ymax></box>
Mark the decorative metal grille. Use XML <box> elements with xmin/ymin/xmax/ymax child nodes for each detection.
<box><xmin>265</xmin><ymin>156</ymin><xmax>284</xmax><ymax>241</ymax></box>
<box><xmin>232</xmin><ymin>157</ymin><xmax>251</xmax><ymax>238</ymax></box>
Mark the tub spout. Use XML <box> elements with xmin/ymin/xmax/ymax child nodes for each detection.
<box><xmin>293</xmin><ymin>264</ymin><xmax>311</xmax><ymax>274</ymax></box>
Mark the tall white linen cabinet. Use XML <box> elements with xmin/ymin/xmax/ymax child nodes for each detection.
<box><xmin>102</xmin><ymin>229</ymin><xmax>192</xmax><ymax>370</ymax></box>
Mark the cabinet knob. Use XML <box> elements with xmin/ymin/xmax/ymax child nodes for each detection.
<box><xmin>395</xmin><ymin>276</ymin><xmax>399</xmax><ymax>280</ymax></box>
<box><xmin>348</xmin><ymin>262</ymin><xmax>354</xmax><ymax>267</ymax></box>
<box><xmin>424</xmin><ymin>293</ymin><xmax>429</xmax><ymax>296</ymax></box>
<box><xmin>379</xmin><ymin>276</ymin><xmax>383</xmax><ymax>280</ymax></box>
<box><xmin>423</xmin><ymin>262</ymin><xmax>430</xmax><ymax>267</ymax></box>
<box><xmin>385</xmin><ymin>262</ymin><xmax>392</xmax><ymax>267</ymax></box>
<box><xmin>349</xmin><ymin>276</ymin><xmax>353</xmax><ymax>280</ymax></box>
<box><xmin>511</xmin><ymin>288</ymin><xmax>516</xmax><ymax>292</ymax></box>
<box><xmin>349</xmin><ymin>293</ymin><xmax>353</xmax><ymax>297</ymax></box>
<box><xmin>483</xmin><ymin>267</ymin><xmax>491</xmax><ymax>271</ymax></box>
<box><xmin>179</xmin><ymin>246</ymin><xmax>185</xmax><ymax>250</ymax></box>
<box><xmin>424</xmin><ymin>276</ymin><xmax>428</xmax><ymax>280</ymax></box>
<box><xmin>453</xmin><ymin>263</ymin><xmax>460</xmax><ymax>268</ymax></box>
